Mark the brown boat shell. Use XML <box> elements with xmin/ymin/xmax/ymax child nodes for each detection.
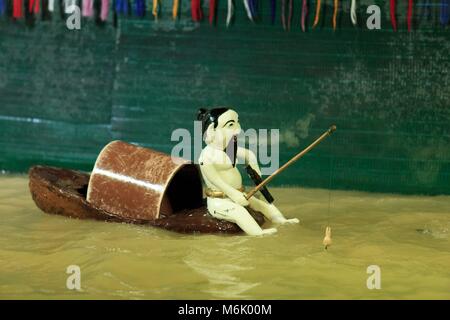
<box><xmin>87</xmin><ymin>140</ymin><xmax>203</xmax><ymax>221</ymax></box>
<box><xmin>29</xmin><ymin>166</ymin><xmax>265</xmax><ymax>234</ymax></box>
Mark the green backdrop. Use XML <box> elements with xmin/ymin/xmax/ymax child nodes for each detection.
<box><xmin>0</xmin><ymin>1</ymin><xmax>449</xmax><ymax>195</ymax></box>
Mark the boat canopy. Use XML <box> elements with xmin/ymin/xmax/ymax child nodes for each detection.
<box><xmin>87</xmin><ymin>141</ymin><xmax>203</xmax><ymax>221</ymax></box>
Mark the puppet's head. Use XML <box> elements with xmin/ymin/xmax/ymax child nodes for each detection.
<box><xmin>197</xmin><ymin>107</ymin><xmax>241</xmax><ymax>149</ymax></box>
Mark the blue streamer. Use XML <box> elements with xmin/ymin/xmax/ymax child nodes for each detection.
<box><xmin>134</xmin><ymin>0</ymin><xmax>145</xmax><ymax>17</ymax></box>
<box><xmin>116</xmin><ymin>0</ymin><xmax>129</xmax><ymax>15</ymax></box>
<box><xmin>270</xmin><ymin>0</ymin><xmax>276</xmax><ymax>24</ymax></box>
<box><xmin>441</xmin><ymin>0</ymin><xmax>449</xmax><ymax>25</ymax></box>
<box><xmin>0</xmin><ymin>0</ymin><xmax>5</xmax><ymax>15</ymax></box>
<box><xmin>249</xmin><ymin>0</ymin><xmax>258</xmax><ymax>19</ymax></box>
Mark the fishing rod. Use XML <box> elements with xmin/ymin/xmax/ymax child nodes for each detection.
<box><xmin>245</xmin><ymin>125</ymin><xmax>337</xmax><ymax>200</ymax></box>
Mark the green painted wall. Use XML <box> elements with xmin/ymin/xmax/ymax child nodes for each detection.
<box><xmin>0</xmin><ymin>1</ymin><xmax>449</xmax><ymax>195</ymax></box>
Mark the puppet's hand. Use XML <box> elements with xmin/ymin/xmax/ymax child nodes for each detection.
<box><xmin>228</xmin><ymin>190</ymin><xmax>249</xmax><ymax>207</ymax></box>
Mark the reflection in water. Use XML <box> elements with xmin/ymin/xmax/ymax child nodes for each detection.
<box><xmin>183</xmin><ymin>237</ymin><xmax>260</xmax><ymax>299</ymax></box>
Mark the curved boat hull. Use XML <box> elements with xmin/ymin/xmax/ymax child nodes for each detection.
<box><xmin>28</xmin><ymin>166</ymin><xmax>265</xmax><ymax>234</ymax></box>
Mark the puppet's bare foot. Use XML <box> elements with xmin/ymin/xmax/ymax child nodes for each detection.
<box><xmin>261</xmin><ymin>227</ymin><xmax>278</xmax><ymax>235</ymax></box>
<box><xmin>272</xmin><ymin>217</ymin><xmax>299</xmax><ymax>224</ymax></box>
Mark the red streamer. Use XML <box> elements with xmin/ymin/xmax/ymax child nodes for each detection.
<box><xmin>29</xmin><ymin>0</ymin><xmax>39</xmax><ymax>14</ymax></box>
<box><xmin>191</xmin><ymin>0</ymin><xmax>203</xmax><ymax>22</ymax></box>
<box><xmin>13</xmin><ymin>0</ymin><xmax>23</xmax><ymax>18</ymax></box>
<box><xmin>301</xmin><ymin>0</ymin><xmax>308</xmax><ymax>32</ymax></box>
<box><xmin>390</xmin><ymin>0</ymin><xmax>397</xmax><ymax>31</ymax></box>
<box><xmin>407</xmin><ymin>0</ymin><xmax>413</xmax><ymax>32</ymax></box>
<box><xmin>209</xmin><ymin>0</ymin><xmax>216</xmax><ymax>25</ymax></box>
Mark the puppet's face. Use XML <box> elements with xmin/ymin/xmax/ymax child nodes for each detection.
<box><xmin>205</xmin><ymin>109</ymin><xmax>241</xmax><ymax>149</ymax></box>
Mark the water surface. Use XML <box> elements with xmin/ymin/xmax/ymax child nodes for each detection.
<box><xmin>1</xmin><ymin>175</ymin><xmax>449</xmax><ymax>299</ymax></box>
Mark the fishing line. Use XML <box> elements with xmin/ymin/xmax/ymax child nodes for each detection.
<box><xmin>327</xmin><ymin>156</ymin><xmax>333</xmax><ymax>225</ymax></box>
<box><xmin>323</xmin><ymin>150</ymin><xmax>334</xmax><ymax>249</ymax></box>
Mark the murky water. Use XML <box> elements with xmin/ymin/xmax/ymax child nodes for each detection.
<box><xmin>1</xmin><ymin>175</ymin><xmax>449</xmax><ymax>299</ymax></box>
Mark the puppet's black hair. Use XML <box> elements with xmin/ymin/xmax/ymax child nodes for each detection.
<box><xmin>197</xmin><ymin>107</ymin><xmax>230</xmax><ymax>134</ymax></box>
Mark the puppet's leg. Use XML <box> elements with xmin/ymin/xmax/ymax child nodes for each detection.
<box><xmin>248</xmin><ymin>197</ymin><xmax>299</xmax><ymax>224</ymax></box>
<box><xmin>207</xmin><ymin>198</ymin><xmax>277</xmax><ymax>236</ymax></box>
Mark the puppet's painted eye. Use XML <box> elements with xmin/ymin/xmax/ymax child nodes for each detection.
<box><xmin>228</xmin><ymin>123</ymin><xmax>234</xmax><ymax>127</ymax></box>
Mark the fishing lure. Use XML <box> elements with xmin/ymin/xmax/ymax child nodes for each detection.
<box><xmin>173</xmin><ymin>0</ymin><xmax>179</xmax><ymax>19</ymax></box>
<box><xmin>226</xmin><ymin>0</ymin><xmax>234</xmax><ymax>26</ymax></box>
<box><xmin>243</xmin><ymin>0</ymin><xmax>253</xmax><ymax>21</ymax></box>
<box><xmin>209</xmin><ymin>0</ymin><xmax>216</xmax><ymax>24</ymax></box>
<box><xmin>100</xmin><ymin>0</ymin><xmax>110</xmax><ymax>21</ymax></box>
<box><xmin>350</xmin><ymin>0</ymin><xmax>357</xmax><ymax>26</ymax></box>
<box><xmin>312</xmin><ymin>0</ymin><xmax>321</xmax><ymax>28</ymax></box>
<box><xmin>29</xmin><ymin>0</ymin><xmax>39</xmax><ymax>13</ymax></box>
<box><xmin>115</xmin><ymin>0</ymin><xmax>128</xmax><ymax>14</ymax></box>
<box><xmin>301</xmin><ymin>0</ymin><xmax>308</xmax><ymax>32</ymax></box>
<box><xmin>332</xmin><ymin>0</ymin><xmax>338</xmax><ymax>30</ymax></box>
<box><xmin>82</xmin><ymin>0</ymin><xmax>94</xmax><ymax>16</ymax></box>
<box><xmin>442</xmin><ymin>0</ymin><xmax>450</xmax><ymax>25</ymax></box>
<box><xmin>323</xmin><ymin>226</ymin><xmax>332</xmax><ymax>249</ymax></box>
<box><xmin>281</xmin><ymin>0</ymin><xmax>293</xmax><ymax>30</ymax></box>
<box><xmin>191</xmin><ymin>0</ymin><xmax>203</xmax><ymax>21</ymax></box>
<box><xmin>135</xmin><ymin>0</ymin><xmax>145</xmax><ymax>17</ymax></box>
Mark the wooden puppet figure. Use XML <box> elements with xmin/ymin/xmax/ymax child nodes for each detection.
<box><xmin>197</xmin><ymin>108</ymin><xmax>299</xmax><ymax>236</ymax></box>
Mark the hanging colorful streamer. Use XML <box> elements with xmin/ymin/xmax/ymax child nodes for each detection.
<box><xmin>350</xmin><ymin>0</ymin><xmax>357</xmax><ymax>26</ymax></box>
<box><xmin>153</xmin><ymin>0</ymin><xmax>160</xmax><ymax>19</ymax></box>
<box><xmin>281</xmin><ymin>0</ymin><xmax>293</xmax><ymax>30</ymax></box>
<box><xmin>390</xmin><ymin>0</ymin><xmax>397</xmax><ymax>31</ymax></box>
<box><xmin>270</xmin><ymin>0</ymin><xmax>276</xmax><ymax>24</ymax></box>
<box><xmin>248</xmin><ymin>0</ymin><xmax>258</xmax><ymax>19</ymax></box>
<box><xmin>48</xmin><ymin>0</ymin><xmax>55</xmax><ymax>12</ymax></box>
<box><xmin>390</xmin><ymin>0</ymin><xmax>412</xmax><ymax>32</ymax></box>
<box><xmin>191</xmin><ymin>0</ymin><xmax>203</xmax><ymax>21</ymax></box>
<box><xmin>100</xmin><ymin>0</ymin><xmax>110</xmax><ymax>21</ymax></box>
<box><xmin>312</xmin><ymin>0</ymin><xmax>321</xmax><ymax>28</ymax></box>
<box><xmin>442</xmin><ymin>0</ymin><xmax>450</xmax><ymax>25</ymax></box>
<box><xmin>243</xmin><ymin>0</ymin><xmax>254</xmax><ymax>21</ymax></box>
<box><xmin>173</xmin><ymin>0</ymin><xmax>179</xmax><ymax>19</ymax></box>
<box><xmin>407</xmin><ymin>0</ymin><xmax>413</xmax><ymax>32</ymax></box>
<box><xmin>115</xmin><ymin>0</ymin><xmax>128</xmax><ymax>15</ymax></box>
<box><xmin>135</xmin><ymin>0</ymin><xmax>145</xmax><ymax>17</ymax></box>
<box><xmin>332</xmin><ymin>0</ymin><xmax>338</xmax><ymax>30</ymax></box>
<box><xmin>13</xmin><ymin>0</ymin><xmax>23</xmax><ymax>18</ymax></box>
<box><xmin>226</xmin><ymin>0</ymin><xmax>234</xmax><ymax>26</ymax></box>
<box><xmin>0</xmin><ymin>0</ymin><xmax>5</xmax><ymax>15</ymax></box>
<box><xmin>82</xmin><ymin>0</ymin><xmax>94</xmax><ymax>17</ymax></box>
<box><xmin>209</xmin><ymin>0</ymin><xmax>217</xmax><ymax>24</ymax></box>
<box><xmin>301</xmin><ymin>0</ymin><xmax>308</xmax><ymax>32</ymax></box>
<box><xmin>29</xmin><ymin>0</ymin><xmax>39</xmax><ymax>14</ymax></box>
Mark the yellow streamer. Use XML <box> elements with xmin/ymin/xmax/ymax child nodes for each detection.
<box><xmin>332</xmin><ymin>0</ymin><xmax>338</xmax><ymax>30</ymax></box>
<box><xmin>173</xmin><ymin>0</ymin><xmax>179</xmax><ymax>20</ymax></box>
<box><xmin>153</xmin><ymin>0</ymin><xmax>159</xmax><ymax>19</ymax></box>
<box><xmin>312</xmin><ymin>0</ymin><xmax>321</xmax><ymax>28</ymax></box>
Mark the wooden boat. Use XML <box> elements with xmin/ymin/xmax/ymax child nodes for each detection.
<box><xmin>29</xmin><ymin>165</ymin><xmax>265</xmax><ymax>234</ymax></box>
